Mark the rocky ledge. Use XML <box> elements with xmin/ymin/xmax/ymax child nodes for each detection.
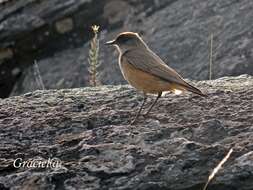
<box><xmin>0</xmin><ymin>75</ymin><xmax>253</xmax><ymax>190</ymax></box>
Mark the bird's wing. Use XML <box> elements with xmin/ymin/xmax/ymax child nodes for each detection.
<box><xmin>122</xmin><ymin>48</ymin><xmax>206</xmax><ymax>96</ymax></box>
<box><xmin>122</xmin><ymin>48</ymin><xmax>189</xmax><ymax>87</ymax></box>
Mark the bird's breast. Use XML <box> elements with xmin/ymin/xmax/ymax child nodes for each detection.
<box><xmin>119</xmin><ymin>55</ymin><xmax>173</xmax><ymax>94</ymax></box>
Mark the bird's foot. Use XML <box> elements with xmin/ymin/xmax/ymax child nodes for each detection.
<box><xmin>130</xmin><ymin>114</ymin><xmax>149</xmax><ymax>125</ymax></box>
<box><xmin>130</xmin><ymin>119</ymin><xmax>136</xmax><ymax>125</ymax></box>
<box><xmin>143</xmin><ymin>112</ymin><xmax>150</xmax><ymax>118</ymax></box>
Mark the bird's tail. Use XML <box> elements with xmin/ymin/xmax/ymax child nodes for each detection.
<box><xmin>182</xmin><ymin>82</ymin><xmax>207</xmax><ymax>97</ymax></box>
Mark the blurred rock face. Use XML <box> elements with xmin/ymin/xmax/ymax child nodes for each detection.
<box><xmin>0</xmin><ymin>0</ymin><xmax>253</xmax><ymax>97</ymax></box>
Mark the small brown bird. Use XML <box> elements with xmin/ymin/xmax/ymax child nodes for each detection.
<box><xmin>106</xmin><ymin>32</ymin><xmax>206</xmax><ymax>124</ymax></box>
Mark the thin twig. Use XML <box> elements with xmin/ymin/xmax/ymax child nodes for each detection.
<box><xmin>203</xmin><ymin>148</ymin><xmax>233</xmax><ymax>190</ymax></box>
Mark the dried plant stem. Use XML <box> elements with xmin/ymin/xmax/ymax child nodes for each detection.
<box><xmin>203</xmin><ymin>148</ymin><xmax>233</xmax><ymax>190</ymax></box>
<box><xmin>209</xmin><ymin>33</ymin><xmax>213</xmax><ymax>80</ymax></box>
<box><xmin>33</xmin><ymin>60</ymin><xmax>45</xmax><ymax>90</ymax></box>
<box><xmin>88</xmin><ymin>25</ymin><xmax>100</xmax><ymax>87</ymax></box>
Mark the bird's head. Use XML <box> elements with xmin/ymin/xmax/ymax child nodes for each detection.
<box><xmin>105</xmin><ymin>32</ymin><xmax>147</xmax><ymax>53</ymax></box>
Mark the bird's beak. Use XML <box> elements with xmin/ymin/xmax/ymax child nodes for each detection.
<box><xmin>105</xmin><ymin>39</ymin><xmax>116</xmax><ymax>45</ymax></box>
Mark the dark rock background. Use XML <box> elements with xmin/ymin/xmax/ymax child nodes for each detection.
<box><xmin>0</xmin><ymin>0</ymin><xmax>253</xmax><ymax>98</ymax></box>
<box><xmin>0</xmin><ymin>75</ymin><xmax>252</xmax><ymax>189</ymax></box>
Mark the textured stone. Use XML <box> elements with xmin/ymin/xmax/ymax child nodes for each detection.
<box><xmin>0</xmin><ymin>75</ymin><xmax>252</xmax><ymax>189</ymax></box>
<box><xmin>55</xmin><ymin>18</ymin><xmax>73</xmax><ymax>34</ymax></box>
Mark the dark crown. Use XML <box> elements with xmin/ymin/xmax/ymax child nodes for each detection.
<box><xmin>115</xmin><ymin>32</ymin><xmax>138</xmax><ymax>44</ymax></box>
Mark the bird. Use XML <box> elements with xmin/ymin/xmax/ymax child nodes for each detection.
<box><xmin>105</xmin><ymin>32</ymin><xmax>206</xmax><ymax>124</ymax></box>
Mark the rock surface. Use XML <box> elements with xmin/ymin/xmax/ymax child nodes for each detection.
<box><xmin>0</xmin><ymin>75</ymin><xmax>253</xmax><ymax>190</ymax></box>
<box><xmin>1</xmin><ymin>0</ymin><xmax>253</xmax><ymax>98</ymax></box>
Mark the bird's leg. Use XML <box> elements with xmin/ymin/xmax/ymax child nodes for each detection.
<box><xmin>144</xmin><ymin>92</ymin><xmax>162</xmax><ymax>116</ymax></box>
<box><xmin>131</xmin><ymin>93</ymin><xmax>147</xmax><ymax>125</ymax></box>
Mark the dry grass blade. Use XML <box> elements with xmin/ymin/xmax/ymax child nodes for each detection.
<box><xmin>33</xmin><ymin>60</ymin><xmax>45</xmax><ymax>90</ymax></box>
<box><xmin>203</xmin><ymin>148</ymin><xmax>233</xmax><ymax>190</ymax></box>
<box><xmin>209</xmin><ymin>33</ymin><xmax>213</xmax><ymax>80</ymax></box>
